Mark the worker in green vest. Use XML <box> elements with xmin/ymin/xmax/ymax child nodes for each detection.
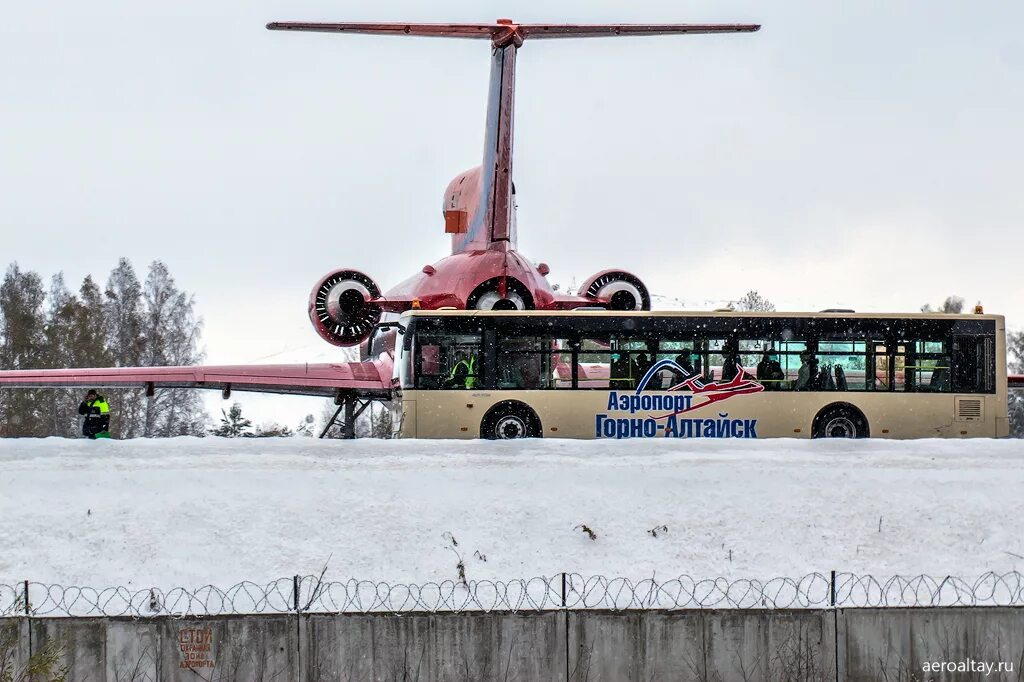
<box><xmin>448</xmin><ymin>351</ymin><xmax>477</xmax><ymax>389</ymax></box>
<box><xmin>78</xmin><ymin>389</ymin><xmax>111</xmax><ymax>439</ymax></box>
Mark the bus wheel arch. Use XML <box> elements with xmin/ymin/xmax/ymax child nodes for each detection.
<box><xmin>481</xmin><ymin>400</ymin><xmax>542</xmax><ymax>439</ymax></box>
<box><xmin>812</xmin><ymin>403</ymin><xmax>870</xmax><ymax>439</ymax></box>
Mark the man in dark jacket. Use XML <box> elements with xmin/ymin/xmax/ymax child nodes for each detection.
<box><xmin>78</xmin><ymin>390</ymin><xmax>111</xmax><ymax>439</ymax></box>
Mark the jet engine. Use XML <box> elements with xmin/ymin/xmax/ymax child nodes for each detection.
<box><xmin>467</xmin><ymin>276</ymin><xmax>533</xmax><ymax>311</ymax></box>
<box><xmin>580</xmin><ymin>270</ymin><xmax>651</xmax><ymax>311</ymax></box>
<box><xmin>309</xmin><ymin>269</ymin><xmax>383</xmax><ymax>346</ymax></box>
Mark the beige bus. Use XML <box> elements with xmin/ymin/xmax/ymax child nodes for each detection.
<box><xmin>393</xmin><ymin>309</ymin><xmax>1009</xmax><ymax>440</ymax></box>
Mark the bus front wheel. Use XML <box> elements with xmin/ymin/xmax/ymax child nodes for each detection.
<box><xmin>813</xmin><ymin>404</ymin><xmax>869</xmax><ymax>439</ymax></box>
<box><xmin>481</xmin><ymin>402</ymin><xmax>541</xmax><ymax>439</ymax></box>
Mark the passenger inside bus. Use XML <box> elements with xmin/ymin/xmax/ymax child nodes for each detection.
<box><xmin>720</xmin><ymin>339</ymin><xmax>740</xmax><ymax>381</ymax></box>
<box><xmin>496</xmin><ymin>352</ymin><xmax>541</xmax><ymax>389</ymax></box>
<box><xmin>513</xmin><ymin>357</ymin><xmax>541</xmax><ymax>389</ymax></box>
<box><xmin>632</xmin><ymin>352</ymin><xmax>653</xmax><ymax>385</ymax></box>
<box><xmin>675</xmin><ymin>353</ymin><xmax>695</xmax><ymax>375</ymax></box>
<box><xmin>667</xmin><ymin>353</ymin><xmax>697</xmax><ymax>386</ymax></box>
<box><xmin>795</xmin><ymin>352</ymin><xmax>819</xmax><ymax>390</ymax></box>
<box><xmin>756</xmin><ymin>350</ymin><xmax>785</xmax><ymax>390</ymax></box>
<box><xmin>610</xmin><ymin>353</ymin><xmax>633</xmax><ymax>389</ymax></box>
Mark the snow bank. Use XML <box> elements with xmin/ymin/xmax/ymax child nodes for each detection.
<box><xmin>1</xmin><ymin>437</ymin><xmax>1022</xmax><ymax>589</ymax></box>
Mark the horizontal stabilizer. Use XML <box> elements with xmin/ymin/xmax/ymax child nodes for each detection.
<box><xmin>267</xmin><ymin>21</ymin><xmax>760</xmax><ymax>44</ymax></box>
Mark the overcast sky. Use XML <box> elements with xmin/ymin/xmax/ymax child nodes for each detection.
<box><xmin>3</xmin><ymin>1</ymin><xmax>1022</xmax><ymax>423</ymax></box>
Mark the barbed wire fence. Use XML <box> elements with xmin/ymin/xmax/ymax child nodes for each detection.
<box><xmin>3</xmin><ymin>571</ymin><xmax>1024</xmax><ymax>618</ymax></box>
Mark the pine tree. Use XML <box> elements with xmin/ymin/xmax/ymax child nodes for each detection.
<box><xmin>103</xmin><ymin>258</ymin><xmax>146</xmax><ymax>438</ymax></box>
<box><xmin>371</xmin><ymin>402</ymin><xmax>393</xmax><ymax>439</ymax></box>
<box><xmin>211</xmin><ymin>403</ymin><xmax>253</xmax><ymax>437</ymax></box>
<box><xmin>734</xmin><ymin>290</ymin><xmax>776</xmax><ymax>313</ymax></box>
<box><xmin>41</xmin><ymin>274</ymin><xmax>84</xmax><ymax>437</ymax></box>
<box><xmin>0</xmin><ymin>264</ymin><xmax>48</xmax><ymax>436</ymax></box>
<box><xmin>73</xmin><ymin>275</ymin><xmax>114</xmax><ymax>368</ymax></box>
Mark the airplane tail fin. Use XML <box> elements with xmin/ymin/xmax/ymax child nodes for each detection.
<box><xmin>268</xmin><ymin>21</ymin><xmax>760</xmax><ymax>253</ymax></box>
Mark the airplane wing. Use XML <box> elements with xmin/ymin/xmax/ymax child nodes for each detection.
<box><xmin>0</xmin><ymin>361</ymin><xmax>392</xmax><ymax>398</ymax></box>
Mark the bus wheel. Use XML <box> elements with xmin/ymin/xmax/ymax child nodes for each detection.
<box><xmin>813</xmin><ymin>404</ymin><xmax>869</xmax><ymax>439</ymax></box>
<box><xmin>481</xmin><ymin>402</ymin><xmax>541</xmax><ymax>439</ymax></box>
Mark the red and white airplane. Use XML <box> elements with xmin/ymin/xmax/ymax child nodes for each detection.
<box><xmin>0</xmin><ymin>19</ymin><xmax>765</xmax><ymax>417</ymax></box>
<box><xmin>295</xmin><ymin>20</ymin><xmax>766</xmax><ymax>345</ymax></box>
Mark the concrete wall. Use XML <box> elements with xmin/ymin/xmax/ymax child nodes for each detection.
<box><xmin>567</xmin><ymin>610</ymin><xmax>835</xmax><ymax>682</ymax></box>
<box><xmin>2</xmin><ymin>615</ymin><xmax>297</xmax><ymax>681</ymax></box>
<box><xmin>840</xmin><ymin>607</ymin><xmax>1024</xmax><ymax>682</ymax></box>
<box><xmin>302</xmin><ymin>611</ymin><xmax>565</xmax><ymax>681</ymax></box>
<box><xmin>0</xmin><ymin>617</ymin><xmax>29</xmax><ymax>679</ymax></box>
<box><xmin>1</xmin><ymin>608</ymin><xmax>1022</xmax><ymax>682</ymax></box>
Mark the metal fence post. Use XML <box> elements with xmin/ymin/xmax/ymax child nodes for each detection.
<box><xmin>829</xmin><ymin>570</ymin><xmax>837</xmax><ymax>608</ymax></box>
<box><xmin>23</xmin><ymin>579</ymin><xmax>30</xmax><ymax>616</ymax></box>
<box><xmin>560</xmin><ymin>572</ymin><xmax>567</xmax><ymax>608</ymax></box>
<box><xmin>293</xmin><ymin>575</ymin><xmax>300</xmax><ymax>613</ymax></box>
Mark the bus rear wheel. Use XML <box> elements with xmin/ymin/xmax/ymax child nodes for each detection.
<box><xmin>481</xmin><ymin>402</ymin><xmax>541</xmax><ymax>440</ymax></box>
<box><xmin>813</xmin><ymin>405</ymin><xmax>869</xmax><ymax>439</ymax></box>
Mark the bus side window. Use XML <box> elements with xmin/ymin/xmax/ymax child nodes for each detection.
<box><xmin>707</xmin><ymin>338</ymin><xmax>729</xmax><ymax>383</ymax></box>
<box><xmin>774</xmin><ymin>340</ymin><xmax>806</xmax><ymax>390</ymax></box>
<box><xmin>892</xmin><ymin>344</ymin><xmax>908</xmax><ymax>392</ymax></box>
<box><xmin>952</xmin><ymin>336</ymin><xmax>996</xmax><ymax>394</ymax></box>
<box><xmin>587</xmin><ymin>337</ymin><xmax>658</xmax><ymax>390</ymax></box>
<box><xmin>496</xmin><ymin>337</ymin><xmax>565</xmax><ymax>390</ymax></box>
<box><xmin>818</xmin><ymin>341</ymin><xmax>868</xmax><ymax>391</ymax></box>
<box><xmin>552</xmin><ymin>339</ymin><xmax>573</xmax><ymax>389</ymax></box>
<box><xmin>908</xmin><ymin>340</ymin><xmax>951</xmax><ymax>392</ymax></box>
<box><xmin>869</xmin><ymin>343</ymin><xmax>890</xmax><ymax>391</ymax></box>
<box><xmin>577</xmin><ymin>339</ymin><xmax>611</xmax><ymax>389</ymax></box>
<box><xmin>740</xmin><ymin>338</ymin><xmax>785</xmax><ymax>389</ymax></box>
<box><xmin>658</xmin><ymin>340</ymin><xmax>698</xmax><ymax>389</ymax></box>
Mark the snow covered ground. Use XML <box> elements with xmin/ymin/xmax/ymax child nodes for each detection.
<box><xmin>1</xmin><ymin>437</ymin><xmax>1023</xmax><ymax>590</ymax></box>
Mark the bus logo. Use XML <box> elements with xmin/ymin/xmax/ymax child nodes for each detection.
<box><xmin>597</xmin><ymin>359</ymin><xmax>764</xmax><ymax>439</ymax></box>
<box><xmin>637</xmin><ymin>359</ymin><xmax>764</xmax><ymax>416</ymax></box>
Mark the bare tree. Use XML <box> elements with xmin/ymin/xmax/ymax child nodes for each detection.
<box><xmin>921</xmin><ymin>295</ymin><xmax>965</xmax><ymax>314</ymax></box>
<box><xmin>735</xmin><ymin>290</ymin><xmax>776</xmax><ymax>312</ymax></box>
